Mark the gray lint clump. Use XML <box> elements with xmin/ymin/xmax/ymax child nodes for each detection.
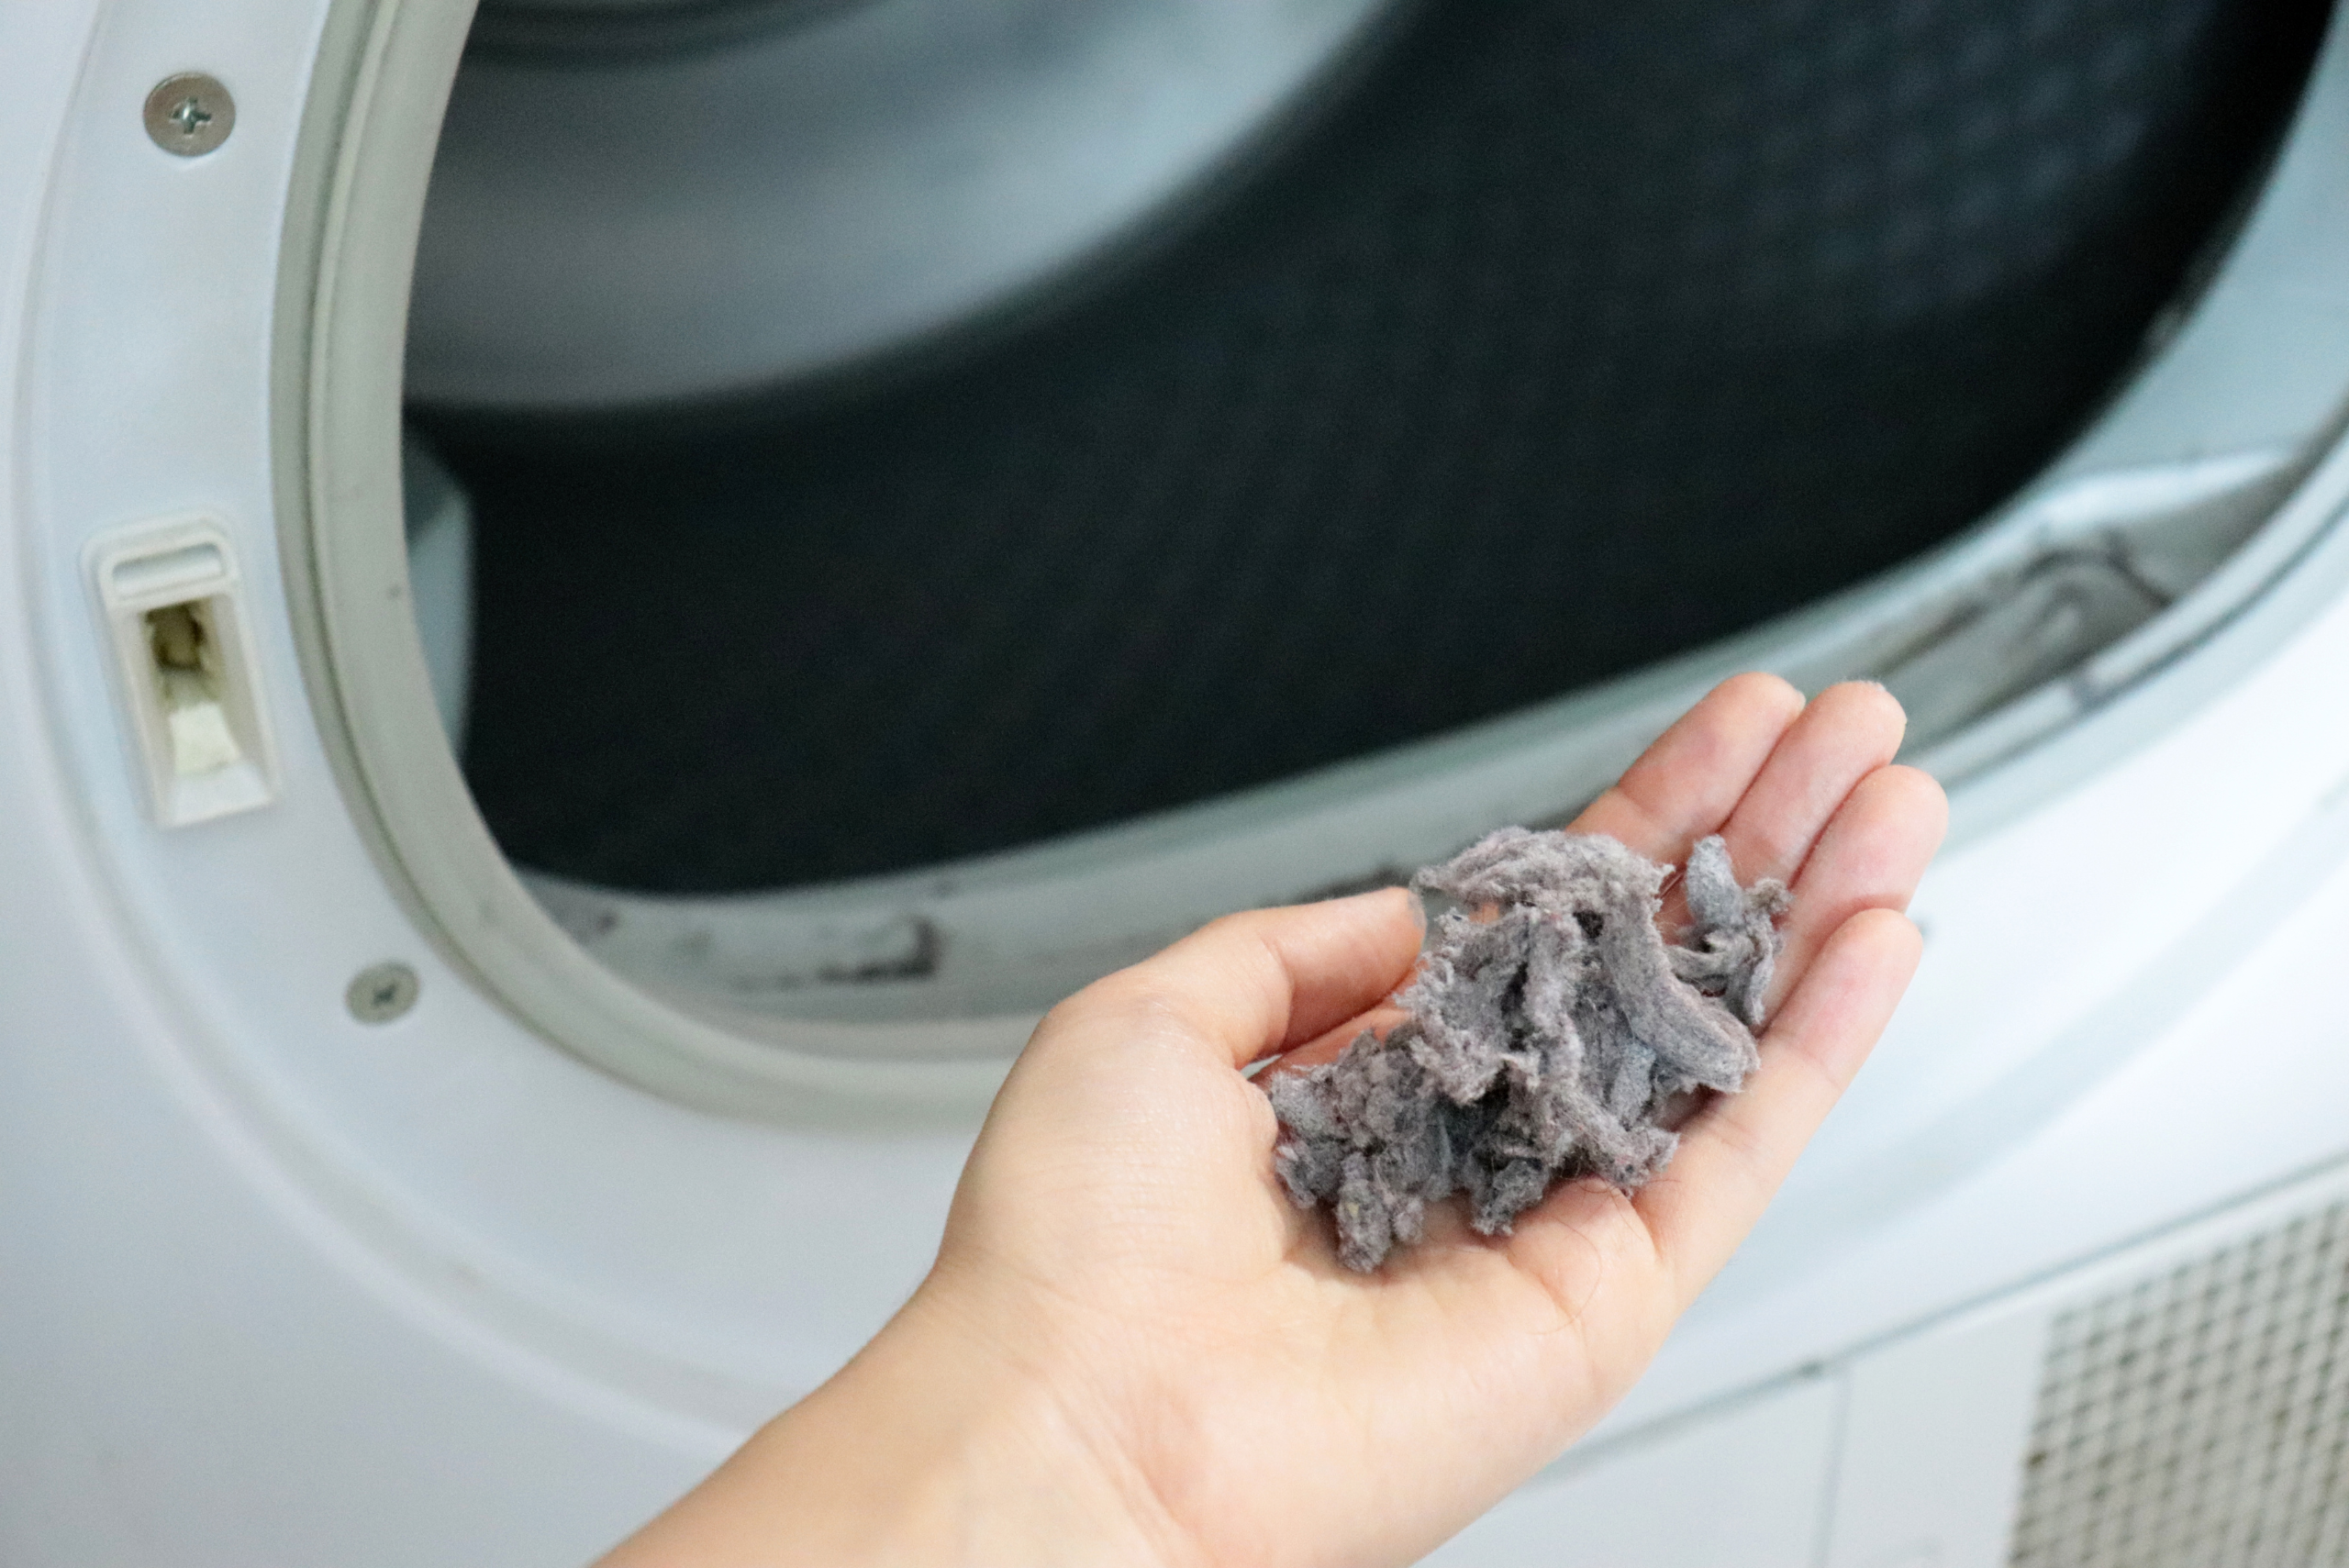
<box><xmin>1266</xmin><ymin>828</ymin><xmax>1790</xmax><ymax>1272</ymax></box>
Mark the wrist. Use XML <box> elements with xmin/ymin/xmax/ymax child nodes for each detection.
<box><xmin>602</xmin><ymin>1280</ymin><xmax>1197</xmax><ymax>1568</ymax></box>
<box><xmin>834</xmin><ymin>1289</ymin><xmax>1192</xmax><ymax>1568</ymax></box>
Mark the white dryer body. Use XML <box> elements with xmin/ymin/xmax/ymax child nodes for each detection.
<box><xmin>6</xmin><ymin>2</ymin><xmax>2349</xmax><ymax>1564</ymax></box>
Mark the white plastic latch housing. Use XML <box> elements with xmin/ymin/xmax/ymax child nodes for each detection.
<box><xmin>88</xmin><ymin>518</ymin><xmax>280</xmax><ymax>827</ymax></box>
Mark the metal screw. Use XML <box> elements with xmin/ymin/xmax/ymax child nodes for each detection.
<box><xmin>144</xmin><ymin>73</ymin><xmax>236</xmax><ymax>158</ymax></box>
<box><xmin>346</xmin><ymin>962</ymin><xmax>421</xmax><ymax>1024</ymax></box>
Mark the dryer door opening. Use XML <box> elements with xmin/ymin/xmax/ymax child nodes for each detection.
<box><xmin>293</xmin><ymin>0</ymin><xmax>2349</xmax><ymax>1109</ymax></box>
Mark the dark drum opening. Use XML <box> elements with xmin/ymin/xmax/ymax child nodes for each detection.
<box><xmin>418</xmin><ymin>0</ymin><xmax>2336</xmax><ymax>895</ymax></box>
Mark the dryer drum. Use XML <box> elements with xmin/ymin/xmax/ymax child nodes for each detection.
<box><xmin>300</xmin><ymin>0</ymin><xmax>2349</xmax><ymax>1095</ymax></box>
<box><xmin>418</xmin><ymin>0</ymin><xmax>2333</xmax><ymax>900</ymax></box>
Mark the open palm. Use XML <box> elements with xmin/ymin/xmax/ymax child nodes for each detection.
<box><xmin>603</xmin><ymin>674</ymin><xmax>1946</xmax><ymax>1568</ymax></box>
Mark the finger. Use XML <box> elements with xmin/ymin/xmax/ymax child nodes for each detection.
<box><xmin>1711</xmin><ymin>682</ymin><xmax>1907</xmax><ymax>890</ymax></box>
<box><xmin>1764</xmin><ymin>762</ymin><xmax>1946</xmax><ymax>1013</ymax></box>
<box><xmin>1570</xmin><ymin>673</ymin><xmax>1806</xmax><ymax>862</ymax></box>
<box><xmin>1059</xmin><ymin>887</ymin><xmax>1426</xmax><ymax>1068</ymax></box>
<box><xmin>1636</xmin><ymin>907</ymin><xmax>1924</xmax><ymax>1305</ymax></box>
<box><xmin>1260</xmin><ymin>1003</ymin><xmax>1410</xmax><ymax>1079</ymax></box>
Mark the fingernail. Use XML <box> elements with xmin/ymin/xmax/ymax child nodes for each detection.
<box><xmin>1327</xmin><ymin>883</ymin><xmax>1425</xmax><ymax>929</ymax></box>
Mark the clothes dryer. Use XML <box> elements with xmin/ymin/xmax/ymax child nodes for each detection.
<box><xmin>6</xmin><ymin>2</ymin><xmax>2349</xmax><ymax>1562</ymax></box>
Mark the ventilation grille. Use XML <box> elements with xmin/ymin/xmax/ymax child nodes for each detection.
<box><xmin>2009</xmin><ymin>1201</ymin><xmax>2349</xmax><ymax>1567</ymax></box>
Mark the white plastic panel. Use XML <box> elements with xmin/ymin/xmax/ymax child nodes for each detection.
<box><xmin>1812</xmin><ymin>1161</ymin><xmax>2349</xmax><ymax>1568</ymax></box>
<box><xmin>1823</xmin><ymin>1311</ymin><xmax>2048</xmax><ymax>1568</ymax></box>
<box><xmin>1424</xmin><ymin>1378</ymin><xmax>1840</xmax><ymax>1568</ymax></box>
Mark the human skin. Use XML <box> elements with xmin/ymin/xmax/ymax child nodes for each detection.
<box><xmin>598</xmin><ymin>674</ymin><xmax>1947</xmax><ymax>1568</ymax></box>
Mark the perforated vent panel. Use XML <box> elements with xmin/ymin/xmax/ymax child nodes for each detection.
<box><xmin>2009</xmin><ymin>1202</ymin><xmax>2349</xmax><ymax>1567</ymax></box>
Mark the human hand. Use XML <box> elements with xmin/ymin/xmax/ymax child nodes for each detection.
<box><xmin>599</xmin><ymin>674</ymin><xmax>1947</xmax><ymax>1568</ymax></box>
